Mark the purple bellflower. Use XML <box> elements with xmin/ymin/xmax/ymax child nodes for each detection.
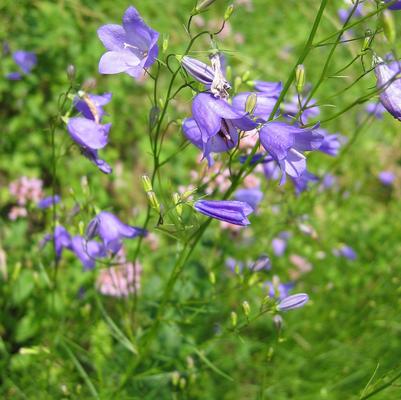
<box><xmin>86</xmin><ymin>211</ymin><xmax>147</xmax><ymax>253</ymax></box>
<box><xmin>232</xmin><ymin>92</ymin><xmax>279</xmax><ymax>122</ymax></box>
<box><xmin>338</xmin><ymin>4</ymin><xmax>364</xmax><ymax>24</ymax></box>
<box><xmin>42</xmin><ymin>225</ymin><xmax>72</xmax><ymax>260</ymax></box>
<box><xmin>250</xmin><ymin>255</ymin><xmax>272</xmax><ymax>271</ymax></box>
<box><xmin>253</xmin><ymin>81</ymin><xmax>283</xmax><ymax>96</ymax></box>
<box><xmin>234</xmin><ymin>188</ymin><xmax>263</xmax><ymax>210</ymax></box>
<box><xmin>37</xmin><ymin>195</ymin><xmax>61</xmax><ymax>209</ymax></box>
<box><xmin>74</xmin><ymin>92</ymin><xmax>112</xmax><ymax>122</ymax></box>
<box><xmin>333</xmin><ymin>244</ymin><xmax>357</xmax><ymax>261</ymax></box>
<box><xmin>365</xmin><ymin>101</ymin><xmax>386</xmax><ymax>119</ymax></box>
<box><xmin>378</xmin><ymin>170</ymin><xmax>395</xmax><ymax>186</ymax></box>
<box><xmin>291</xmin><ymin>170</ymin><xmax>319</xmax><ymax>195</ymax></box>
<box><xmin>97</xmin><ymin>6</ymin><xmax>159</xmax><ymax>78</ymax></box>
<box><xmin>70</xmin><ymin>236</ymin><xmax>106</xmax><ymax>270</ymax></box>
<box><xmin>272</xmin><ymin>232</ymin><xmax>290</xmax><ymax>257</ymax></box>
<box><xmin>67</xmin><ymin>118</ymin><xmax>111</xmax><ymax>150</ymax></box>
<box><xmin>184</xmin><ymin>93</ymin><xmax>257</xmax><ymax>164</ymax></box>
<box><xmin>265</xmin><ymin>277</ymin><xmax>293</xmax><ymax>300</ymax></box>
<box><xmin>194</xmin><ymin>199</ymin><xmax>253</xmax><ymax>226</ymax></box>
<box><xmin>386</xmin><ymin>0</ymin><xmax>401</xmax><ymax>10</ymax></box>
<box><xmin>374</xmin><ymin>56</ymin><xmax>401</xmax><ymax>121</ymax></box>
<box><xmin>259</xmin><ymin>121</ymin><xmax>323</xmax><ymax>184</ymax></box>
<box><xmin>7</xmin><ymin>50</ymin><xmax>37</xmax><ymax>80</ymax></box>
<box><xmin>317</xmin><ymin>129</ymin><xmax>346</xmax><ymax>157</ymax></box>
<box><xmin>277</xmin><ymin>293</ymin><xmax>309</xmax><ymax>311</ymax></box>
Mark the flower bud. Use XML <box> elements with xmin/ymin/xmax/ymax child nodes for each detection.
<box><xmin>273</xmin><ymin>314</ymin><xmax>283</xmax><ymax>330</ymax></box>
<box><xmin>230</xmin><ymin>311</ymin><xmax>238</xmax><ymax>327</ymax></box>
<box><xmin>67</xmin><ymin>64</ymin><xmax>76</xmax><ymax>81</ymax></box>
<box><xmin>171</xmin><ymin>371</ymin><xmax>180</xmax><ymax>386</ymax></box>
<box><xmin>78</xmin><ymin>221</ymin><xmax>85</xmax><ymax>236</ymax></box>
<box><xmin>242</xmin><ymin>70</ymin><xmax>250</xmax><ymax>82</ymax></box>
<box><xmin>209</xmin><ymin>271</ymin><xmax>216</xmax><ymax>285</ymax></box>
<box><xmin>295</xmin><ymin>64</ymin><xmax>305</xmax><ymax>94</ymax></box>
<box><xmin>234</xmin><ymin>76</ymin><xmax>242</xmax><ymax>92</ymax></box>
<box><xmin>179</xmin><ymin>377</ymin><xmax>186</xmax><ymax>390</ymax></box>
<box><xmin>277</xmin><ymin>293</ymin><xmax>309</xmax><ymax>311</ymax></box>
<box><xmin>382</xmin><ymin>10</ymin><xmax>396</xmax><ymax>44</ymax></box>
<box><xmin>362</xmin><ymin>29</ymin><xmax>373</xmax><ymax>52</ymax></box>
<box><xmin>194</xmin><ymin>0</ymin><xmax>217</xmax><ymax>13</ymax></box>
<box><xmin>141</xmin><ymin>175</ymin><xmax>153</xmax><ymax>193</ymax></box>
<box><xmin>245</xmin><ymin>93</ymin><xmax>257</xmax><ymax>114</ymax></box>
<box><xmin>242</xmin><ymin>300</ymin><xmax>251</xmax><ymax>317</ymax></box>
<box><xmin>147</xmin><ymin>191</ymin><xmax>161</xmax><ymax>213</ymax></box>
<box><xmin>162</xmin><ymin>34</ymin><xmax>169</xmax><ymax>53</ymax></box>
<box><xmin>224</xmin><ymin>4</ymin><xmax>234</xmax><ymax>21</ymax></box>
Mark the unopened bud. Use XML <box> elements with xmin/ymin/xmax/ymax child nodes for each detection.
<box><xmin>141</xmin><ymin>175</ymin><xmax>153</xmax><ymax>193</ymax></box>
<box><xmin>67</xmin><ymin>64</ymin><xmax>76</xmax><ymax>81</ymax></box>
<box><xmin>78</xmin><ymin>221</ymin><xmax>85</xmax><ymax>236</ymax></box>
<box><xmin>234</xmin><ymin>76</ymin><xmax>242</xmax><ymax>92</ymax></box>
<box><xmin>245</xmin><ymin>93</ymin><xmax>257</xmax><ymax>114</ymax></box>
<box><xmin>162</xmin><ymin>34</ymin><xmax>169</xmax><ymax>52</ymax></box>
<box><xmin>82</xmin><ymin>78</ymin><xmax>96</xmax><ymax>91</ymax></box>
<box><xmin>242</xmin><ymin>300</ymin><xmax>251</xmax><ymax>317</ymax></box>
<box><xmin>147</xmin><ymin>191</ymin><xmax>160</xmax><ymax>213</ymax></box>
<box><xmin>171</xmin><ymin>371</ymin><xmax>180</xmax><ymax>386</ymax></box>
<box><xmin>179</xmin><ymin>377</ymin><xmax>186</xmax><ymax>390</ymax></box>
<box><xmin>230</xmin><ymin>311</ymin><xmax>238</xmax><ymax>327</ymax></box>
<box><xmin>362</xmin><ymin>29</ymin><xmax>373</xmax><ymax>52</ymax></box>
<box><xmin>209</xmin><ymin>271</ymin><xmax>216</xmax><ymax>285</ymax></box>
<box><xmin>273</xmin><ymin>314</ymin><xmax>283</xmax><ymax>330</ymax></box>
<box><xmin>194</xmin><ymin>0</ymin><xmax>217</xmax><ymax>13</ymax></box>
<box><xmin>224</xmin><ymin>4</ymin><xmax>234</xmax><ymax>21</ymax></box>
<box><xmin>382</xmin><ymin>10</ymin><xmax>396</xmax><ymax>44</ymax></box>
<box><xmin>295</xmin><ymin>64</ymin><xmax>305</xmax><ymax>93</ymax></box>
<box><xmin>242</xmin><ymin>70</ymin><xmax>250</xmax><ymax>82</ymax></box>
<box><xmin>173</xmin><ymin>193</ymin><xmax>182</xmax><ymax>216</ymax></box>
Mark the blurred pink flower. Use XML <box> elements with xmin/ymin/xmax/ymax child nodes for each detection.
<box><xmin>9</xmin><ymin>176</ymin><xmax>43</xmax><ymax>206</ymax></box>
<box><xmin>8</xmin><ymin>206</ymin><xmax>28</xmax><ymax>220</ymax></box>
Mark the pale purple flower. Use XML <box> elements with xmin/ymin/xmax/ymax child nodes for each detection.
<box><xmin>272</xmin><ymin>232</ymin><xmax>290</xmax><ymax>256</ymax></box>
<box><xmin>82</xmin><ymin>148</ymin><xmax>113</xmax><ymax>174</ymax></box>
<box><xmin>253</xmin><ymin>81</ymin><xmax>282</xmax><ymax>96</ymax></box>
<box><xmin>42</xmin><ymin>226</ymin><xmax>72</xmax><ymax>260</ymax></box>
<box><xmin>265</xmin><ymin>279</ymin><xmax>293</xmax><ymax>300</ymax></box>
<box><xmin>317</xmin><ymin>129</ymin><xmax>346</xmax><ymax>157</ymax></box>
<box><xmin>320</xmin><ymin>174</ymin><xmax>337</xmax><ymax>191</ymax></box>
<box><xmin>277</xmin><ymin>293</ymin><xmax>309</xmax><ymax>311</ymax></box>
<box><xmin>37</xmin><ymin>195</ymin><xmax>61</xmax><ymax>209</ymax></box>
<box><xmin>234</xmin><ymin>188</ymin><xmax>263</xmax><ymax>210</ymax></box>
<box><xmin>378</xmin><ymin>170</ymin><xmax>395</xmax><ymax>186</ymax></box>
<box><xmin>185</xmin><ymin>93</ymin><xmax>256</xmax><ymax>164</ymax></box>
<box><xmin>262</xmin><ymin>157</ymin><xmax>281</xmax><ymax>181</ymax></box>
<box><xmin>259</xmin><ymin>122</ymin><xmax>323</xmax><ymax>184</ymax></box>
<box><xmin>74</xmin><ymin>93</ymin><xmax>112</xmax><ymax>122</ymax></box>
<box><xmin>291</xmin><ymin>170</ymin><xmax>319</xmax><ymax>195</ymax></box>
<box><xmin>70</xmin><ymin>236</ymin><xmax>106</xmax><ymax>270</ymax></box>
<box><xmin>97</xmin><ymin>6</ymin><xmax>159</xmax><ymax>78</ymax></box>
<box><xmin>333</xmin><ymin>245</ymin><xmax>357</xmax><ymax>261</ymax></box>
<box><xmin>182</xmin><ymin>56</ymin><xmax>214</xmax><ymax>85</ymax></box>
<box><xmin>13</xmin><ymin>51</ymin><xmax>37</xmax><ymax>73</ymax></box>
<box><xmin>374</xmin><ymin>57</ymin><xmax>401</xmax><ymax>121</ymax></box>
<box><xmin>250</xmin><ymin>254</ymin><xmax>271</xmax><ymax>271</ymax></box>
<box><xmin>86</xmin><ymin>211</ymin><xmax>146</xmax><ymax>253</ymax></box>
<box><xmin>338</xmin><ymin>4</ymin><xmax>364</xmax><ymax>24</ymax></box>
<box><xmin>232</xmin><ymin>92</ymin><xmax>278</xmax><ymax>122</ymax></box>
<box><xmin>365</xmin><ymin>102</ymin><xmax>386</xmax><ymax>119</ymax></box>
<box><xmin>194</xmin><ymin>199</ymin><xmax>253</xmax><ymax>226</ymax></box>
<box><xmin>67</xmin><ymin>117</ymin><xmax>111</xmax><ymax>150</ymax></box>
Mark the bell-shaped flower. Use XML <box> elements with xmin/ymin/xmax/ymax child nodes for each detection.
<box><xmin>194</xmin><ymin>199</ymin><xmax>253</xmax><ymax>226</ymax></box>
<box><xmin>74</xmin><ymin>92</ymin><xmax>112</xmax><ymax>122</ymax></box>
<box><xmin>86</xmin><ymin>211</ymin><xmax>146</xmax><ymax>253</ymax></box>
<box><xmin>97</xmin><ymin>6</ymin><xmax>159</xmax><ymax>78</ymax></box>
<box><xmin>259</xmin><ymin>121</ymin><xmax>323</xmax><ymax>184</ymax></box>
<box><xmin>70</xmin><ymin>236</ymin><xmax>106</xmax><ymax>270</ymax></box>
<box><xmin>374</xmin><ymin>57</ymin><xmax>401</xmax><ymax>121</ymax></box>
<box><xmin>189</xmin><ymin>92</ymin><xmax>257</xmax><ymax>162</ymax></box>
<box><xmin>42</xmin><ymin>225</ymin><xmax>72</xmax><ymax>260</ymax></box>
<box><xmin>37</xmin><ymin>195</ymin><xmax>61</xmax><ymax>209</ymax></box>
<box><xmin>317</xmin><ymin>129</ymin><xmax>346</xmax><ymax>157</ymax></box>
<box><xmin>181</xmin><ymin>55</ymin><xmax>215</xmax><ymax>85</ymax></box>
<box><xmin>67</xmin><ymin>117</ymin><xmax>111</xmax><ymax>150</ymax></box>
<box><xmin>291</xmin><ymin>170</ymin><xmax>319</xmax><ymax>195</ymax></box>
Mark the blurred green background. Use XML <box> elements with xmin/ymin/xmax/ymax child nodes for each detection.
<box><xmin>1</xmin><ymin>0</ymin><xmax>401</xmax><ymax>398</ymax></box>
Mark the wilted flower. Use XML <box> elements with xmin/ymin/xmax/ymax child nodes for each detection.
<box><xmin>70</xmin><ymin>236</ymin><xmax>106</xmax><ymax>270</ymax></box>
<box><xmin>277</xmin><ymin>293</ymin><xmax>309</xmax><ymax>311</ymax></box>
<box><xmin>194</xmin><ymin>199</ymin><xmax>253</xmax><ymax>226</ymax></box>
<box><xmin>37</xmin><ymin>195</ymin><xmax>61</xmax><ymax>209</ymax></box>
<box><xmin>97</xmin><ymin>6</ymin><xmax>159</xmax><ymax>78</ymax></box>
<box><xmin>378</xmin><ymin>170</ymin><xmax>395</xmax><ymax>186</ymax></box>
<box><xmin>86</xmin><ymin>211</ymin><xmax>146</xmax><ymax>253</ymax></box>
<box><xmin>234</xmin><ymin>188</ymin><xmax>263</xmax><ymax>210</ymax></box>
<box><xmin>374</xmin><ymin>56</ymin><xmax>401</xmax><ymax>121</ymax></box>
<box><xmin>259</xmin><ymin>122</ymin><xmax>323</xmax><ymax>184</ymax></box>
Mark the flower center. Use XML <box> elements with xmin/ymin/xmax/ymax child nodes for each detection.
<box><xmin>123</xmin><ymin>42</ymin><xmax>148</xmax><ymax>58</ymax></box>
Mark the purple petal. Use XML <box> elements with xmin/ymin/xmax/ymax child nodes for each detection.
<box><xmin>99</xmin><ymin>50</ymin><xmax>141</xmax><ymax>74</ymax></box>
<box><xmin>97</xmin><ymin>24</ymin><xmax>126</xmax><ymax>51</ymax></box>
<box><xmin>67</xmin><ymin>118</ymin><xmax>110</xmax><ymax>150</ymax></box>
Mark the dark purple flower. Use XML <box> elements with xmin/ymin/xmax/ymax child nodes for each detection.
<box><xmin>317</xmin><ymin>129</ymin><xmax>346</xmax><ymax>157</ymax></box>
<box><xmin>375</xmin><ymin>57</ymin><xmax>401</xmax><ymax>121</ymax></box>
<box><xmin>386</xmin><ymin>0</ymin><xmax>401</xmax><ymax>11</ymax></box>
<box><xmin>86</xmin><ymin>211</ymin><xmax>146</xmax><ymax>253</ymax></box>
<box><xmin>97</xmin><ymin>6</ymin><xmax>159</xmax><ymax>78</ymax></box>
<box><xmin>12</xmin><ymin>50</ymin><xmax>37</xmax><ymax>74</ymax></box>
<box><xmin>291</xmin><ymin>170</ymin><xmax>319</xmax><ymax>195</ymax></box>
<box><xmin>277</xmin><ymin>293</ymin><xmax>309</xmax><ymax>311</ymax></box>
<box><xmin>67</xmin><ymin>117</ymin><xmax>111</xmax><ymax>150</ymax></box>
<box><xmin>259</xmin><ymin>122</ymin><xmax>323</xmax><ymax>184</ymax></box>
<box><xmin>70</xmin><ymin>236</ymin><xmax>106</xmax><ymax>270</ymax></box>
<box><xmin>74</xmin><ymin>93</ymin><xmax>112</xmax><ymax>122</ymax></box>
<box><xmin>42</xmin><ymin>226</ymin><xmax>72</xmax><ymax>260</ymax></box>
<box><xmin>253</xmin><ymin>81</ymin><xmax>282</xmax><ymax>96</ymax></box>
<box><xmin>232</xmin><ymin>92</ymin><xmax>278</xmax><ymax>122</ymax></box>
<box><xmin>365</xmin><ymin>102</ymin><xmax>386</xmax><ymax>119</ymax></box>
<box><xmin>37</xmin><ymin>195</ymin><xmax>61</xmax><ymax>209</ymax></box>
<box><xmin>378</xmin><ymin>170</ymin><xmax>395</xmax><ymax>186</ymax></box>
<box><xmin>194</xmin><ymin>199</ymin><xmax>253</xmax><ymax>226</ymax></box>
<box><xmin>186</xmin><ymin>93</ymin><xmax>256</xmax><ymax>163</ymax></box>
<box><xmin>234</xmin><ymin>188</ymin><xmax>263</xmax><ymax>210</ymax></box>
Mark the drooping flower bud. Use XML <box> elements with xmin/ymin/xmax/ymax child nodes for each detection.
<box><xmin>67</xmin><ymin>64</ymin><xmax>76</xmax><ymax>81</ymax></box>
